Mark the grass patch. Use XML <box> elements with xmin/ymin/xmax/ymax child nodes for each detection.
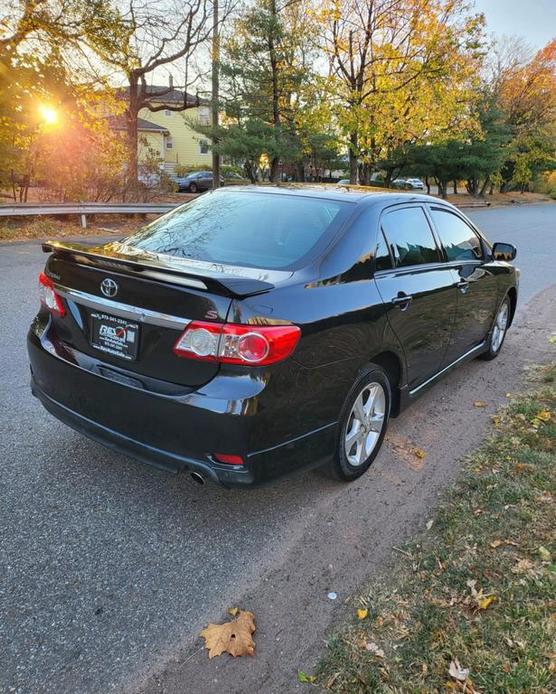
<box><xmin>316</xmin><ymin>365</ymin><xmax>556</xmax><ymax>693</ymax></box>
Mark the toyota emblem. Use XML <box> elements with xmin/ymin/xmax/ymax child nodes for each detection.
<box><xmin>100</xmin><ymin>278</ymin><xmax>118</xmax><ymax>298</ymax></box>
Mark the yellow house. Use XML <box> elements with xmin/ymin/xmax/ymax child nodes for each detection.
<box><xmin>115</xmin><ymin>86</ymin><xmax>212</xmax><ymax>174</ymax></box>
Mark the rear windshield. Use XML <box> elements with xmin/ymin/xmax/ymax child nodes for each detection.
<box><xmin>125</xmin><ymin>190</ymin><xmax>351</xmax><ymax>270</ymax></box>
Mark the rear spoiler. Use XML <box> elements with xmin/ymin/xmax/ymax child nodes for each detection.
<box><xmin>42</xmin><ymin>240</ymin><xmax>275</xmax><ymax>298</ymax></box>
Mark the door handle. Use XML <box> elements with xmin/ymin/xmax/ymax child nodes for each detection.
<box><xmin>391</xmin><ymin>293</ymin><xmax>413</xmax><ymax>310</ymax></box>
<box><xmin>456</xmin><ymin>279</ymin><xmax>470</xmax><ymax>294</ymax></box>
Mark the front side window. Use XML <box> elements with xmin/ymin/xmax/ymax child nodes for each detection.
<box><xmin>124</xmin><ymin>191</ymin><xmax>352</xmax><ymax>270</ymax></box>
<box><xmin>381</xmin><ymin>206</ymin><xmax>440</xmax><ymax>267</ymax></box>
<box><xmin>431</xmin><ymin>208</ymin><xmax>483</xmax><ymax>261</ymax></box>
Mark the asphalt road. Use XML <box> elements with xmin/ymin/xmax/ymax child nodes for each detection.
<box><xmin>1</xmin><ymin>203</ymin><xmax>555</xmax><ymax>694</ymax></box>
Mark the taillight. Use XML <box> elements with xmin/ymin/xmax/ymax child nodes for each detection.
<box><xmin>173</xmin><ymin>321</ymin><xmax>301</xmax><ymax>366</ymax></box>
<box><xmin>38</xmin><ymin>272</ymin><xmax>65</xmax><ymax>317</ymax></box>
<box><xmin>212</xmin><ymin>453</ymin><xmax>244</xmax><ymax>466</ymax></box>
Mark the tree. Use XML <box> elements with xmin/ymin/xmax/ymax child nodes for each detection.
<box><xmin>88</xmin><ymin>0</ymin><xmax>223</xmax><ymax>186</ymax></box>
<box><xmin>0</xmin><ymin>0</ymin><xmax>128</xmax><ymax>198</ymax></box>
<box><xmin>493</xmin><ymin>38</ymin><xmax>556</xmax><ymax>190</ymax></box>
<box><xmin>213</xmin><ymin>0</ymin><xmax>316</xmax><ymax>181</ymax></box>
<box><xmin>320</xmin><ymin>0</ymin><xmax>486</xmax><ymax>183</ymax></box>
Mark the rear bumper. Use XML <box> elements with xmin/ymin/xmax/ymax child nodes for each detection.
<box><xmin>28</xmin><ymin>327</ymin><xmax>336</xmax><ymax>487</ymax></box>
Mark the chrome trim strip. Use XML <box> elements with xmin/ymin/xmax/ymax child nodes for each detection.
<box><xmin>55</xmin><ymin>284</ymin><xmax>190</xmax><ymax>330</ymax></box>
<box><xmin>409</xmin><ymin>341</ymin><xmax>486</xmax><ymax>396</ymax></box>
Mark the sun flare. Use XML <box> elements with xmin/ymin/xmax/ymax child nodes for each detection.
<box><xmin>38</xmin><ymin>105</ymin><xmax>58</xmax><ymax>125</ymax></box>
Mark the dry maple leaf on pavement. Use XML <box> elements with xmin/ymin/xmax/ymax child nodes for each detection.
<box><xmin>200</xmin><ymin>610</ymin><xmax>256</xmax><ymax>658</ymax></box>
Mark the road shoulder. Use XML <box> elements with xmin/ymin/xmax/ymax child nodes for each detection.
<box><xmin>136</xmin><ymin>286</ymin><xmax>556</xmax><ymax>694</ymax></box>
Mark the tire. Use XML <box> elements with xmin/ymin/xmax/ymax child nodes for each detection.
<box><xmin>328</xmin><ymin>365</ymin><xmax>391</xmax><ymax>481</ymax></box>
<box><xmin>479</xmin><ymin>296</ymin><xmax>510</xmax><ymax>361</ymax></box>
<box><xmin>189</xmin><ymin>182</ymin><xmax>198</xmax><ymax>193</ymax></box>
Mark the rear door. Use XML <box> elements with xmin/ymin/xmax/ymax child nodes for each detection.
<box><xmin>428</xmin><ymin>206</ymin><xmax>498</xmax><ymax>362</ymax></box>
<box><xmin>373</xmin><ymin>204</ymin><xmax>459</xmax><ymax>389</ymax></box>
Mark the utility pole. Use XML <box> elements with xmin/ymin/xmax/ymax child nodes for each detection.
<box><xmin>211</xmin><ymin>0</ymin><xmax>220</xmax><ymax>189</ymax></box>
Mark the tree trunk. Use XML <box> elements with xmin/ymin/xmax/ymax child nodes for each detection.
<box><xmin>453</xmin><ymin>179</ymin><xmax>458</xmax><ymax>195</ymax></box>
<box><xmin>437</xmin><ymin>178</ymin><xmax>448</xmax><ymax>199</ymax></box>
<box><xmin>268</xmin><ymin>0</ymin><xmax>281</xmax><ymax>183</ymax></box>
<box><xmin>479</xmin><ymin>176</ymin><xmax>490</xmax><ymax>197</ymax></box>
<box><xmin>211</xmin><ymin>0</ymin><xmax>220</xmax><ymax>189</ymax></box>
<box><xmin>360</xmin><ymin>161</ymin><xmax>371</xmax><ymax>185</ymax></box>
<box><xmin>425</xmin><ymin>176</ymin><xmax>430</xmax><ymax>195</ymax></box>
<box><xmin>269</xmin><ymin>158</ymin><xmax>280</xmax><ymax>182</ymax></box>
<box><xmin>348</xmin><ymin>131</ymin><xmax>358</xmax><ymax>184</ymax></box>
<box><xmin>126</xmin><ymin>77</ymin><xmax>139</xmax><ymax>190</ymax></box>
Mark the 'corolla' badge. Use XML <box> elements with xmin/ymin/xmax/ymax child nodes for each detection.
<box><xmin>100</xmin><ymin>278</ymin><xmax>118</xmax><ymax>298</ymax></box>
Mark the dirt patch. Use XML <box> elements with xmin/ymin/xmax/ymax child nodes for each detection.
<box><xmin>0</xmin><ymin>214</ymin><xmax>160</xmax><ymax>242</ymax></box>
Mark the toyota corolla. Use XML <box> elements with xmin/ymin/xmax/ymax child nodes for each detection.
<box><xmin>28</xmin><ymin>187</ymin><xmax>518</xmax><ymax>487</ymax></box>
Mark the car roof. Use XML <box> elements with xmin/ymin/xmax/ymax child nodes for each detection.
<box><xmin>209</xmin><ymin>184</ymin><xmax>451</xmax><ymax>209</ymax></box>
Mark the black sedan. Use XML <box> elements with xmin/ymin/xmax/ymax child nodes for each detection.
<box><xmin>28</xmin><ymin>187</ymin><xmax>518</xmax><ymax>487</ymax></box>
<box><xmin>176</xmin><ymin>170</ymin><xmax>224</xmax><ymax>193</ymax></box>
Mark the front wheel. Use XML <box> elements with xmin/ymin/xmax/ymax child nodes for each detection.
<box><xmin>328</xmin><ymin>366</ymin><xmax>391</xmax><ymax>481</ymax></box>
<box><xmin>479</xmin><ymin>296</ymin><xmax>510</xmax><ymax>361</ymax></box>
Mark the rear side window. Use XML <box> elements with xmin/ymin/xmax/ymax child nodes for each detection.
<box><xmin>381</xmin><ymin>206</ymin><xmax>440</xmax><ymax>267</ymax></box>
<box><xmin>431</xmin><ymin>208</ymin><xmax>483</xmax><ymax>261</ymax></box>
<box><xmin>375</xmin><ymin>231</ymin><xmax>393</xmax><ymax>271</ymax></box>
<box><xmin>125</xmin><ymin>191</ymin><xmax>351</xmax><ymax>270</ymax></box>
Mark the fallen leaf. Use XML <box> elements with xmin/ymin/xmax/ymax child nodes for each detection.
<box><xmin>449</xmin><ymin>658</ymin><xmax>469</xmax><ymax>682</ymax></box>
<box><xmin>548</xmin><ymin>335</ymin><xmax>556</xmax><ymax>344</ymax></box>
<box><xmin>536</xmin><ymin>410</ymin><xmax>551</xmax><ymax>422</ymax></box>
<box><xmin>413</xmin><ymin>448</ymin><xmax>426</xmax><ymax>459</ymax></box>
<box><xmin>490</xmin><ymin>539</ymin><xmax>503</xmax><ymax>548</ymax></box>
<box><xmin>227</xmin><ymin>607</ymin><xmax>239</xmax><ymax>617</ymax></box>
<box><xmin>365</xmin><ymin>642</ymin><xmax>385</xmax><ymax>658</ymax></box>
<box><xmin>473</xmin><ymin>400</ymin><xmax>487</xmax><ymax>408</ymax></box>
<box><xmin>538</xmin><ymin>546</ymin><xmax>551</xmax><ymax>561</ymax></box>
<box><xmin>512</xmin><ymin>558</ymin><xmax>534</xmax><ymax>574</ymax></box>
<box><xmin>297</xmin><ymin>671</ymin><xmax>316</xmax><ymax>684</ymax></box>
<box><xmin>357</xmin><ymin>608</ymin><xmax>368</xmax><ymax>620</ymax></box>
<box><xmin>478</xmin><ymin>594</ymin><xmax>496</xmax><ymax>610</ymax></box>
<box><xmin>200</xmin><ymin>610</ymin><xmax>256</xmax><ymax>658</ymax></box>
<box><xmin>426</xmin><ymin>519</ymin><xmax>434</xmax><ymax>530</ymax></box>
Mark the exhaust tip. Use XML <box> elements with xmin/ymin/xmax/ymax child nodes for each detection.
<box><xmin>190</xmin><ymin>471</ymin><xmax>206</xmax><ymax>486</ymax></box>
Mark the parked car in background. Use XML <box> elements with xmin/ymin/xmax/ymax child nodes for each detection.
<box><xmin>176</xmin><ymin>170</ymin><xmax>225</xmax><ymax>193</ymax></box>
<box><xmin>337</xmin><ymin>179</ymin><xmax>351</xmax><ymax>186</ymax></box>
<box><xmin>392</xmin><ymin>178</ymin><xmax>409</xmax><ymax>189</ymax></box>
<box><xmin>405</xmin><ymin>178</ymin><xmax>425</xmax><ymax>190</ymax></box>
<box><xmin>29</xmin><ymin>187</ymin><xmax>518</xmax><ymax>488</ymax></box>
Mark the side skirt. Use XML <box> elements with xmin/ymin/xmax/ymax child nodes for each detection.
<box><xmin>398</xmin><ymin>341</ymin><xmax>487</xmax><ymax>411</ymax></box>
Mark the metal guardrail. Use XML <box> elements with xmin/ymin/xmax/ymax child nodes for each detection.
<box><xmin>0</xmin><ymin>202</ymin><xmax>179</xmax><ymax>228</ymax></box>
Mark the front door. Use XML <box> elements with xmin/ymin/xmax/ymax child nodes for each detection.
<box><xmin>374</xmin><ymin>204</ymin><xmax>459</xmax><ymax>389</ymax></box>
<box><xmin>428</xmin><ymin>206</ymin><xmax>499</xmax><ymax>363</ymax></box>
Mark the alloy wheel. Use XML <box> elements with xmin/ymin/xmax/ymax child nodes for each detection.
<box><xmin>344</xmin><ymin>382</ymin><xmax>386</xmax><ymax>466</ymax></box>
<box><xmin>491</xmin><ymin>301</ymin><xmax>509</xmax><ymax>353</ymax></box>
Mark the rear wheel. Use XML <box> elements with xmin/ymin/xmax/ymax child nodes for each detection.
<box><xmin>189</xmin><ymin>182</ymin><xmax>198</xmax><ymax>193</ymax></box>
<box><xmin>328</xmin><ymin>365</ymin><xmax>391</xmax><ymax>481</ymax></box>
<box><xmin>479</xmin><ymin>296</ymin><xmax>510</xmax><ymax>361</ymax></box>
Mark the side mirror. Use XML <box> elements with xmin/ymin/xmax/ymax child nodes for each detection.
<box><xmin>492</xmin><ymin>242</ymin><xmax>517</xmax><ymax>261</ymax></box>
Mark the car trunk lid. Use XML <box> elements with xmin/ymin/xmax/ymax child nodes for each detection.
<box><xmin>42</xmin><ymin>240</ymin><xmax>286</xmax><ymax>388</ymax></box>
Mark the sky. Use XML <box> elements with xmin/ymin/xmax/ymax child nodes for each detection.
<box><xmin>474</xmin><ymin>0</ymin><xmax>556</xmax><ymax>50</ymax></box>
